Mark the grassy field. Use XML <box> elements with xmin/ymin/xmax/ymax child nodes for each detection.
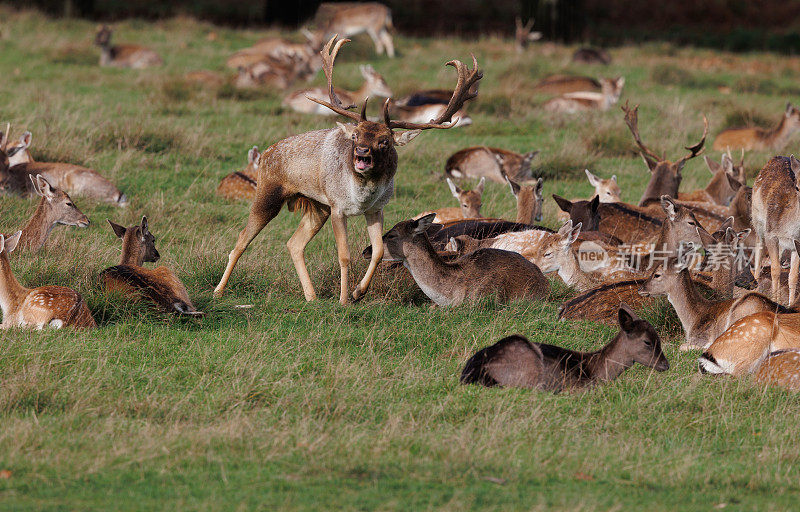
<box><xmin>2</xmin><ymin>8</ymin><xmax>800</xmax><ymax>511</ymax></box>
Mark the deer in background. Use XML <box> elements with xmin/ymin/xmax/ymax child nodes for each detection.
<box><xmin>217</xmin><ymin>146</ymin><xmax>260</xmax><ymax>201</ymax></box>
<box><xmin>557</xmin><ymin>169</ymin><xmax>620</xmax><ymax>222</ymax></box>
<box><xmin>234</xmin><ymin>54</ymin><xmax>315</xmax><ymax>90</ymax></box>
<box><xmin>572</xmin><ymin>47</ymin><xmax>611</xmax><ymax>65</ymax></box>
<box><xmin>0</xmin><ymin>232</ymin><xmax>95</xmax><ymax>329</ymax></box>
<box><xmin>94</xmin><ymin>25</ymin><xmax>163</xmax><ymax>69</ymax></box>
<box><xmin>503</xmin><ymin>171</ymin><xmax>544</xmax><ymax>224</ymax></box>
<box><xmin>227</xmin><ymin>30</ymin><xmax>323</xmax><ymax>73</ymax></box>
<box><xmin>445</xmin><ymin>147</ymin><xmax>539</xmax><ymax>183</ymax></box>
<box><xmin>543</xmin><ymin>77</ymin><xmax>625</xmax><ymax>113</ymax></box>
<box><xmin>713</xmin><ymin>103</ymin><xmax>800</xmax><ymax>151</ymax></box>
<box><xmin>414</xmin><ymin>178</ymin><xmax>484</xmax><ymax>224</ymax></box>
<box><xmin>316</xmin><ymin>2</ymin><xmax>395</xmax><ymax>57</ymax></box>
<box><xmin>101</xmin><ymin>217</ymin><xmax>203</xmax><ymax>317</ymax></box>
<box><xmin>3</xmin><ymin>129</ymin><xmax>32</xmax><ymax>166</ymax></box>
<box><xmin>515</xmin><ymin>17</ymin><xmax>542</xmax><ymax>53</ymax></box>
<box><xmin>678</xmin><ymin>153</ymin><xmax>746</xmax><ymax>205</ymax></box>
<box><xmin>214</xmin><ymin>36</ymin><xmax>482</xmax><ymax>304</ymax></box>
<box><xmin>460</xmin><ymin>305</ymin><xmax>668</xmax><ymax>391</ymax></box>
<box><xmin>534</xmin><ymin>75</ymin><xmax>602</xmax><ymax>95</ymax></box>
<box><xmin>284</xmin><ymin>64</ymin><xmax>392</xmax><ymax>115</ymax></box>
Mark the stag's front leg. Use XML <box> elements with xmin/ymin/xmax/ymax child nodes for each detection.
<box><xmin>352</xmin><ymin>210</ymin><xmax>384</xmax><ymax>302</ymax></box>
<box><xmin>331</xmin><ymin>212</ymin><xmax>351</xmax><ymax>305</ymax></box>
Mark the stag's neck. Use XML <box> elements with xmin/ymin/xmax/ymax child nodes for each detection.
<box><xmin>19</xmin><ymin>199</ymin><xmax>55</xmax><ymax>251</ymax></box>
<box><xmin>585</xmin><ymin>334</ymin><xmax>634</xmax><ymax>383</ymax></box>
<box><xmin>0</xmin><ymin>252</ymin><xmax>27</xmax><ymax>319</ymax></box>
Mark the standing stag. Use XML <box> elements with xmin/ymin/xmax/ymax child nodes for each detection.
<box><xmin>214</xmin><ymin>36</ymin><xmax>482</xmax><ymax>304</ymax></box>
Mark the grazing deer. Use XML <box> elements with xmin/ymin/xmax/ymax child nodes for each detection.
<box><xmin>572</xmin><ymin>47</ymin><xmax>611</xmax><ymax>65</ymax></box>
<box><xmin>752</xmin><ymin>156</ymin><xmax>800</xmax><ymax>305</ymax></box>
<box><xmin>504</xmin><ymin>172</ymin><xmax>544</xmax><ymax>223</ymax></box>
<box><xmin>712</xmin><ymin>103</ymin><xmax>800</xmax><ymax>151</ymax></box>
<box><xmin>460</xmin><ymin>305</ymin><xmax>668</xmax><ymax>391</ymax></box>
<box><xmin>284</xmin><ymin>64</ymin><xmax>392</xmax><ymax>115</ymax></box>
<box><xmin>542</xmin><ymin>77</ymin><xmax>625</xmax><ymax>113</ymax></box>
<box><xmin>374</xmin><ymin>214</ymin><xmax>548</xmax><ymax>305</ymax></box>
<box><xmin>557</xmin><ymin>169</ymin><xmax>620</xmax><ymax>222</ymax></box>
<box><xmin>0</xmin><ymin>232</ymin><xmax>95</xmax><ymax>329</ymax></box>
<box><xmin>101</xmin><ymin>217</ymin><xmax>203</xmax><ymax>317</ymax></box>
<box><xmin>214</xmin><ymin>37</ymin><xmax>482</xmax><ymax>304</ymax></box>
<box><xmin>12</xmin><ymin>175</ymin><xmax>89</xmax><ymax>252</ymax></box>
<box><xmin>217</xmin><ymin>147</ymin><xmax>260</xmax><ymax>201</ymax></box>
<box><xmin>678</xmin><ymin>154</ymin><xmax>745</xmax><ymax>205</ymax></box>
<box><xmin>316</xmin><ymin>2</ymin><xmax>395</xmax><ymax>57</ymax></box>
<box><xmin>754</xmin><ymin>349</ymin><xmax>800</xmax><ymax>390</ymax></box>
<box><xmin>94</xmin><ymin>25</ymin><xmax>163</xmax><ymax>69</ymax></box>
<box><xmin>445</xmin><ymin>147</ymin><xmax>539</xmax><ymax>183</ymax></box>
<box><xmin>622</xmin><ymin>103</ymin><xmax>708</xmax><ymax>206</ymax></box>
<box><xmin>414</xmin><ymin>178</ymin><xmax>484</xmax><ymax>224</ymax></box>
<box><xmin>533</xmin><ymin>75</ymin><xmax>601</xmax><ymax>95</ymax></box>
<box><xmin>3</xmin><ymin>130</ymin><xmax>32</xmax><ymax>166</ymax></box>
<box><xmin>515</xmin><ymin>17</ymin><xmax>542</xmax><ymax>52</ymax></box>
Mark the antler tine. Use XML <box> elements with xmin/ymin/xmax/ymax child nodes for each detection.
<box><xmin>621</xmin><ymin>102</ymin><xmax>662</xmax><ymax>161</ymax></box>
<box><xmin>386</xmin><ymin>54</ymin><xmax>482</xmax><ymax>131</ymax></box>
<box><xmin>678</xmin><ymin>114</ymin><xmax>709</xmax><ymax>164</ymax></box>
<box><xmin>305</xmin><ymin>35</ymin><xmax>362</xmax><ymax>122</ymax></box>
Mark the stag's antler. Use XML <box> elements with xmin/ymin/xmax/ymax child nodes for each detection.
<box><xmin>676</xmin><ymin>114</ymin><xmax>709</xmax><ymax>166</ymax></box>
<box><xmin>306</xmin><ymin>36</ymin><xmax>364</xmax><ymax>122</ymax></box>
<box><xmin>621</xmin><ymin>102</ymin><xmax>663</xmax><ymax>161</ymax></box>
<box><xmin>383</xmin><ymin>54</ymin><xmax>482</xmax><ymax>130</ymax></box>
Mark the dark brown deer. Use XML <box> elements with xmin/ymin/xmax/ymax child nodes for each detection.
<box><xmin>214</xmin><ymin>36</ymin><xmax>482</xmax><ymax>304</ymax></box>
<box><xmin>460</xmin><ymin>305</ymin><xmax>668</xmax><ymax>391</ymax></box>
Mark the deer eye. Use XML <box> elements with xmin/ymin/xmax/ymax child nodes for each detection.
<box><xmin>351</xmin><ymin>133</ymin><xmax>357</xmax><ymax>141</ymax></box>
<box><xmin>544</xmin><ymin>252</ymin><xmax>553</xmax><ymax>258</ymax></box>
<box><xmin>66</xmin><ymin>202</ymin><xmax>74</xmax><ymax>207</ymax></box>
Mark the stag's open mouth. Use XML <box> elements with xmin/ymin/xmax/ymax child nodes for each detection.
<box><xmin>354</xmin><ymin>153</ymin><xmax>373</xmax><ymax>172</ymax></box>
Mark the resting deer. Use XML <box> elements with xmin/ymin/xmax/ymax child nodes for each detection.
<box><xmin>678</xmin><ymin>154</ymin><xmax>745</xmax><ymax>205</ymax></box>
<box><xmin>754</xmin><ymin>349</ymin><xmax>800</xmax><ymax>390</ymax></box>
<box><xmin>94</xmin><ymin>25</ymin><xmax>163</xmax><ymax>69</ymax></box>
<box><xmin>214</xmin><ymin>36</ymin><xmax>482</xmax><ymax>304</ymax></box>
<box><xmin>10</xmin><ymin>175</ymin><xmax>89</xmax><ymax>252</ymax></box>
<box><xmin>2</xmin><ymin>130</ymin><xmax>127</xmax><ymax>206</ymax></box>
<box><xmin>217</xmin><ymin>146</ymin><xmax>260</xmax><ymax>201</ymax></box>
<box><xmin>101</xmin><ymin>217</ymin><xmax>203</xmax><ymax>317</ymax></box>
<box><xmin>392</xmin><ymin>82</ymin><xmax>480</xmax><ymax>108</ymax></box>
<box><xmin>504</xmin><ymin>172</ymin><xmax>544</xmax><ymax>224</ymax></box>
<box><xmin>386</xmin><ymin>101</ymin><xmax>473</xmax><ymax>127</ymax></box>
<box><xmin>557</xmin><ymin>169</ymin><xmax>620</xmax><ymax>222</ymax></box>
<box><xmin>713</xmin><ymin>103</ymin><xmax>800</xmax><ymax>151</ymax></box>
<box><xmin>572</xmin><ymin>47</ymin><xmax>611</xmax><ymax>65</ymax></box>
<box><xmin>543</xmin><ymin>77</ymin><xmax>625</xmax><ymax>113</ymax></box>
<box><xmin>414</xmin><ymin>178</ymin><xmax>484</xmax><ymax>224</ymax></box>
<box><xmin>234</xmin><ymin>54</ymin><xmax>315</xmax><ymax>90</ymax></box>
<box><xmin>752</xmin><ymin>156</ymin><xmax>800</xmax><ymax>305</ymax></box>
<box><xmin>284</xmin><ymin>64</ymin><xmax>392</xmax><ymax>115</ymax></box>
<box><xmin>0</xmin><ymin>232</ymin><xmax>95</xmax><ymax>329</ymax></box>
<box><xmin>622</xmin><ymin>103</ymin><xmax>708</xmax><ymax>206</ymax></box>
<box><xmin>534</xmin><ymin>75</ymin><xmax>601</xmax><ymax>95</ymax></box>
<box><xmin>3</xmin><ymin>129</ymin><xmax>32</xmax><ymax>166</ymax></box>
<box><xmin>316</xmin><ymin>2</ymin><xmax>395</xmax><ymax>57</ymax></box>
<box><xmin>460</xmin><ymin>305</ymin><xmax>668</xmax><ymax>391</ymax></box>
<box><xmin>374</xmin><ymin>214</ymin><xmax>548</xmax><ymax>306</ymax></box>
<box><xmin>514</xmin><ymin>17</ymin><xmax>542</xmax><ymax>52</ymax></box>
<box><xmin>445</xmin><ymin>147</ymin><xmax>539</xmax><ymax>183</ymax></box>
<box><xmin>227</xmin><ymin>30</ymin><xmax>323</xmax><ymax>72</ymax></box>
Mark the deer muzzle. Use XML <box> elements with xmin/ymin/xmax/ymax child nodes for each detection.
<box><xmin>353</xmin><ymin>147</ymin><xmax>373</xmax><ymax>172</ymax></box>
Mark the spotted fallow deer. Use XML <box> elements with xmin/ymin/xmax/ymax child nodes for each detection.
<box><xmin>214</xmin><ymin>36</ymin><xmax>482</xmax><ymax>304</ymax></box>
<box><xmin>0</xmin><ymin>232</ymin><xmax>95</xmax><ymax>329</ymax></box>
<box><xmin>514</xmin><ymin>17</ymin><xmax>542</xmax><ymax>53</ymax></box>
<box><xmin>460</xmin><ymin>305</ymin><xmax>668</xmax><ymax>391</ymax></box>
<box><xmin>101</xmin><ymin>217</ymin><xmax>203</xmax><ymax>317</ymax></box>
<box><xmin>414</xmin><ymin>178</ymin><xmax>484</xmax><ymax>224</ymax></box>
<box><xmin>284</xmin><ymin>64</ymin><xmax>392</xmax><ymax>115</ymax></box>
<box><xmin>217</xmin><ymin>146</ymin><xmax>260</xmax><ymax>201</ymax></box>
<box><xmin>94</xmin><ymin>25</ymin><xmax>163</xmax><ymax>69</ymax></box>
<box><xmin>317</xmin><ymin>2</ymin><xmax>395</xmax><ymax>57</ymax></box>
<box><xmin>754</xmin><ymin>349</ymin><xmax>800</xmax><ymax>390</ymax></box>
<box><xmin>713</xmin><ymin>103</ymin><xmax>800</xmax><ymax>151</ymax></box>
<box><xmin>445</xmin><ymin>147</ymin><xmax>539</xmax><ymax>183</ymax></box>
<box><xmin>542</xmin><ymin>77</ymin><xmax>625</xmax><ymax>113</ymax></box>
<box><xmin>621</xmin><ymin>103</ymin><xmax>709</xmax><ymax>207</ymax></box>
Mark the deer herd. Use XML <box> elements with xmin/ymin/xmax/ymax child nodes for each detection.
<box><xmin>5</xmin><ymin>4</ymin><xmax>800</xmax><ymax>395</ymax></box>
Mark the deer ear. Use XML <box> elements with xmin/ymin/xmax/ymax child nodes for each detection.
<box><xmin>448</xmin><ymin>237</ymin><xmax>461</xmax><ymax>252</ymax></box>
<box><xmin>585</xmin><ymin>169</ymin><xmax>600</xmax><ymax>186</ymax></box>
<box><xmin>474</xmin><ymin>177</ymin><xmax>485</xmax><ymax>195</ymax></box>
<box><xmin>611</xmin><ymin>174</ymin><xmax>617</xmax><ymax>183</ymax></box>
<box><xmin>19</xmin><ymin>131</ymin><xmax>32</xmax><ymax>148</ymax></box>
<box><xmin>247</xmin><ymin>146</ymin><xmax>260</xmax><ymax>165</ymax></box>
<box><xmin>535</xmin><ymin>177</ymin><xmax>544</xmax><ymax>195</ymax></box>
<box><xmin>557</xmin><ymin>220</ymin><xmax>573</xmax><ymax>238</ymax></box>
<box><xmin>790</xmin><ymin>155</ymin><xmax>800</xmax><ymax>176</ymax></box>
<box><xmin>414</xmin><ymin>213</ymin><xmax>437</xmax><ymax>233</ymax></box>
<box><xmin>140</xmin><ymin>216</ymin><xmax>149</xmax><ymax>235</ymax></box>
<box><xmin>568</xmin><ymin>222</ymin><xmax>582</xmax><ymax>244</ymax></box>
<box><xmin>704</xmin><ymin>155</ymin><xmax>721</xmax><ymax>175</ymax></box>
<box><xmin>552</xmin><ymin>194</ymin><xmax>572</xmax><ymax>213</ymax></box>
<box><xmin>336</xmin><ymin>122</ymin><xmax>356</xmax><ymax>139</ymax></box>
<box><xmin>725</xmin><ymin>173</ymin><xmax>743</xmax><ymax>191</ymax></box>
<box><xmin>393</xmin><ymin>130</ymin><xmax>420</xmax><ymax>147</ymax></box>
<box><xmin>107</xmin><ymin>219</ymin><xmax>127</xmax><ymax>239</ymax></box>
<box><xmin>787</xmin><ymin>103</ymin><xmax>794</xmax><ymax>117</ymax></box>
<box><xmin>446</xmin><ymin>178</ymin><xmax>461</xmax><ymax>198</ymax></box>
<box><xmin>589</xmin><ymin>194</ymin><xmax>600</xmax><ymax>213</ymax></box>
<box><xmin>3</xmin><ymin>231</ymin><xmax>21</xmax><ymax>254</ymax></box>
<box><xmin>641</xmin><ymin>153</ymin><xmax>658</xmax><ymax>172</ymax></box>
<box><xmin>719</xmin><ymin>216</ymin><xmax>734</xmax><ymax>232</ymax></box>
<box><xmin>737</xmin><ymin>229</ymin><xmax>751</xmax><ymax>243</ymax></box>
<box><xmin>523</xmin><ymin>150</ymin><xmax>539</xmax><ymax>164</ymax></box>
<box><xmin>660</xmin><ymin>195</ymin><xmax>677</xmax><ymax>221</ymax></box>
<box><xmin>32</xmin><ymin>174</ymin><xmax>55</xmax><ymax>200</ymax></box>
<box><xmin>505</xmin><ymin>174</ymin><xmax>520</xmax><ymax>197</ymax></box>
<box><xmin>617</xmin><ymin>304</ymin><xmax>639</xmax><ymax>332</ymax></box>
<box><xmin>697</xmin><ymin>226</ymin><xmax>717</xmax><ymax>249</ymax></box>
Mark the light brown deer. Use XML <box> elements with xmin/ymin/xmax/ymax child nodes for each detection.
<box><xmin>445</xmin><ymin>147</ymin><xmax>539</xmax><ymax>183</ymax></box>
<box><xmin>557</xmin><ymin>169</ymin><xmax>620</xmax><ymax>222</ymax></box>
<box><xmin>316</xmin><ymin>2</ymin><xmax>395</xmax><ymax>57</ymax></box>
<box><xmin>3</xmin><ymin>129</ymin><xmax>32</xmax><ymax>166</ymax></box>
<box><xmin>101</xmin><ymin>217</ymin><xmax>203</xmax><ymax>317</ymax></box>
<box><xmin>284</xmin><ymin>64</ymin><xmax>392</xmax><ymax>115</ymax></box>
<box><xmin>386</xmin><ymin>101</ymin><xmax>473</xmax><ymax>127</ymax></box>
<box><xmin>514</xmin><ymin>17</ymin><xmax>542</xmax><ymax>53</ymax></box>
<box><xmin>214</xmin><ymin>36</ymin><xmax>482</xmax><ymax>304</ymax></box>
<box><xmin>533</xmin><ymin>75</ymin><xmax>601</xmax><ymax>95</ymax></box>
<box><xmin>227</xmin><ymin>30</ymin><xmax>323</xmax><ymax>72</ymax></box>
<box><xmin>94</xmin><ymin>25</ymin><xmax>163</xmax><ymax>69</ymax></box>
<box><xmin>621</xmin><ymin>103</ymin><xmax>708</xmax><ymax>206</ymax></box>
<box><xmin>713</xmin><ymin>103</ymin><xmax>800</xmax><ymax>151</ymax></box>
<box><xmin>414</xmin><ymin>178</ymin><xmax>484</xmax><ymax>224</ymax></box>
<box><xmin>504</xmin><ymin>172</ymin><xmax>544</xmax><ymax>223</ymax></box>
<box><xmin>754</xmin><ymin>349</ymin><xmax>800</xmax><ymax>390</ymax></box>
<box><xmin>217</xmin><ymin>146</ymin><xmax>260</xmax><ymax>201</ymax></box>
<box><xmin>678</xmin><ymin>153</ymin><xmax>745</xmax><ymax>205</ymax></box>
<box><xmin>234</xmin><ymin>54</ymin><xmax>314</xmax><ymax>90</ymax></box>
<box><xmin>0</xmin><ymin>232</ymin><xmax>95</xmax><ymax>329</ymax></box>
<box><xmin>376</xmin><ymin>214</ymin><xmax>548</xmax><ymax>305</ymax></box>
<box><xmin>460</xmin><ymin>305</ymin><xmax>668</xmax><ymax>391</ymax></box>
<box><xmin>542</xmin><ymin>77</ymin><xmax>625</xmax><ymax>113</ymax></box>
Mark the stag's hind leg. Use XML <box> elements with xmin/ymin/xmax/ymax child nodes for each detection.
<box><xmin>214</xmin><ymin>184</ymin><xmax>285</xmax><ymax>298</ymax></box>
<box><xmin>287</xmin><ymin>199</ymin><xmax>330</xmax><ymax>301</ymax></box>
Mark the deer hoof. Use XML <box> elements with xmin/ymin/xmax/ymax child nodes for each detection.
<box><xmin>212</xmin><ymin>287</ymin><xmax>225</xmax><ymax>298</ymax></box>
<box><xmin>351</xmin><ymin>288</ymin><xmax>366</xmax><ymax>303</ymax></box>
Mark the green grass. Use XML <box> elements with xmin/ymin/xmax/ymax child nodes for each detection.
<box><xmin>2</xmin><ymin>8</ymin><xmax>800</xmax><ymax>511</ymax></box>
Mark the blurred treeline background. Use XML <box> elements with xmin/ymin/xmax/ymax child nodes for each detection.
<box><xmin>5</xmin><ymin>0</ymin><xmax>800</xmax><ymax>52</ymax></box>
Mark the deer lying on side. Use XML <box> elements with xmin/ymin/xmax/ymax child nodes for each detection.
<box><xmin>414</xmin><ymin>178</ymin><xmax>484</xmax><ymax>224</ymax></box>
<box><xmin>514</xmin><ymin>17</ymin><xmax>542</xmax><ymax>52</ymax></box>
<box><xmin>94</xmin><ymin>25</ymin><xmax>163</xmax><ymax>69</ymax></box>
<box><xmin>678</xmin><ymin>153</ymin><xmax>746</xmax><ymax>205</ymax></box>
<box><xmin>460</xmin><ymin>305</ymin><xmax>668</xmax><ymax>391</ymax></box>
<box><xmin>214</xmin><ymin>36</ymin><xmax>482</xmax><ymax>304</ymax></box>
<box><xmin>445</xmin><ymin>147</ymin><xmax>539</xmax><ymax>183</ymax></box>
<box><xmin>217</xmin><ymin>147</ymin><xmax>260</xmax><ymax>201</ymax></box>
<box><xmin>713</xmin><ymin>103</ymin><xmax>800</xmax><ymax>151</ymax></box>
<box><xmin>0</xmin><ymin>232</ymin><xmax>95</xmax><ymax>329</ymax></box>
<box><xmin>284</xmin><ymin>64</ymin><xmax>392</xmax><ymax>114</ymax></box>
<box><xmin>101</xmin><ymin>217</ymin><xmax>203</xmax><ymax>317</ymax></box>
<box><xmin>11</xmin><ymin>175</ymin><xmax>89</xmax><ymax>252</ymax></box>
<box><xmin>374</xmin><ymin>214</ymin><xmax>548</xmax><ymax>306</ymax></box>
<box><xmin>556</xmin><ymin>169</ymin><xmax>621</xmax><ymax>222</ymax></box>
<box><xmin>754</xmin><ymin>349</ymin><xmax>800</xmax><ymax>391</ymax></box>
<box><xmin>542</xmin><ymin>77</ymin><xmax>625</xmax><ymax>113</ymax></box>
<box><xmin>533</xmin><ymin>75</ymin><xmax>601</xmax><ymax>95</ymax></box>
<box><xmin>316</xmin><ymin>2</ymin><xmax>395</xmax><ymax>57</ymax></box>
<box><xmin>3</xmin><ymin>129</ymin><xmax>32</xmax><ymax>166</ymax></box>
<box><xmin>572</xmin><ymin>47</ymin><xmax>611</xmax><ymax>65</ymax></box>
<box><xmin>234</xmin><ymin>54</ymin><xmax>315</xmax><ymax>90</ymax></box>
<box><xmin>227</xmin><ymin>30</ymin><xmax>323</xmax><ymax>73</ymax></box>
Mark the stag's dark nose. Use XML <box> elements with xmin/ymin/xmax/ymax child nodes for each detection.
<box><xmin>355</xmin><ymin>146</ymin><xmax>370</xmax><ymax>157</ymax></box>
